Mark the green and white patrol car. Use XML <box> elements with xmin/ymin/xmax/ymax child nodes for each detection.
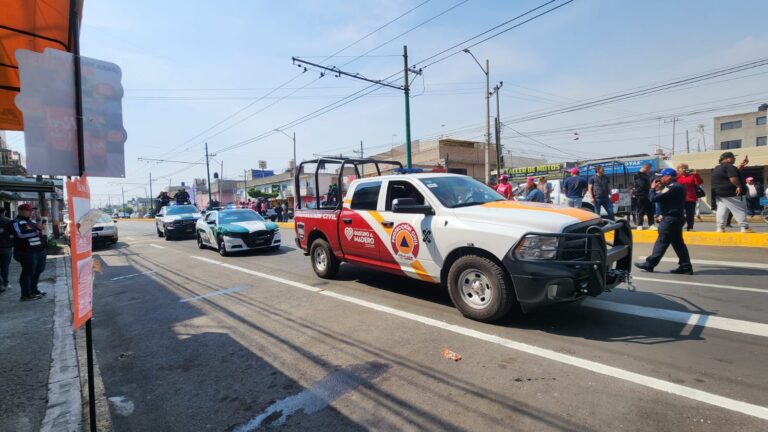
<box><xmin>196</xmin><ymin>208</ymin><xmax>281</xmax><ymax>256</ymax></box>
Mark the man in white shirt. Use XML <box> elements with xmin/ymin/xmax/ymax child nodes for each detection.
<box><xmin>744</xmin><ymin>177</ymin><xmax>764</xmax><ymax>217</ymax></box>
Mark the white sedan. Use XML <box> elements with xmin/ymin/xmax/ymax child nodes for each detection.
<box><xmin>196</xmin><ymin>208</ymin><xmax>281</xmax><ymax>256</ymax></box>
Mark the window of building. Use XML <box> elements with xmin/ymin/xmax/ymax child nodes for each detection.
<box><xmin>757</xmin><ymin>136</ymin><xmax>767</xmax><ymax>147</ymax></box>
<box><xmin>350</xmin><ymin>181</ymin><xmax>381</xmax><ymax>210</ymax></box>
<box><xmin>720</xmin><ymin>139</ymin><xmax>742</xmax><ymax>150</ymax></box>
<box><xmin>720</xmin><ymin>120</ymin><xmax>742</xmax><ymax>130</ymax></box>
<box><xmin>758</xmin><ymin>116</ymin><xmax>767</xmax><ymax>126</ymax></box>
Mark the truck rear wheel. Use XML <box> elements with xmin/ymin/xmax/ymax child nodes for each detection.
<box><xmin>447</xmin><ymin>255</ymin><xmax>516</xmax><ymax>322</ymax></box>
<box><xmin>310</xmin><ymin>239</ymin><xmax>339</xmax><ymax>279</ymax></box>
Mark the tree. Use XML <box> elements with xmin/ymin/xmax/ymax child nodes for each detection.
<box><xmin>247</xmin><ymin>188</ymin><xmax>278</xmax><ymax>199</ymax></box>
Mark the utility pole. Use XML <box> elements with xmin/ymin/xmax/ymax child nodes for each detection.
<box><xmin>665</xmin><ymin>117</ymin><xmax>679</xmax><ymax>156</ymax></box>
<box><xmin>148</xmin><ymin>171</ymin><xmax>154</xmax><ymax>214</ymax></box>
<box><xmin>686</xmin><ymin>129</ymin><xmax>690</xmax><ymax>153</ymax></box>
<box><xmin>274</xmin><ymin>129</ymin><xmax>297</xmax><ymax>175</ymax></box>
<box><xmin>121</xmin><ymin>185</ymin><xmax>125</xmax><ymax>216</ymax></box>
<box><xmin>697</xmin><ymin>124</ymin><xmax>706</xmax><ymax>151</ymax></box>
<box><xmin>490</xmin><ymin>81</ymin><xmax>503</xmax><ymax>177</ymax></box>
<box><xmin>205</xmin><ymin>142</ymin><xmax>213</xmax><ymax>209</ymax></box>
<box><xmin>463</xmin><ymin>49</ymin><xmax>491</xmax><ymax>183</ymax></box>
<box><xmin>353</xmin><ymin>140</ymin><xmax>364</xmax><ymax>177</ymax></box>
<box><xmin>403</xmin><ymin>45</ymin><xmax>413</xmax><ymax>168</ymax></box>
<box><xmin>292</xmin><ymin>46</ymin><xmax>420</xmax><ymax>168</ymax></box>
<box><xmin>243</xmin><ymin>169</ymin><xmax>248</xmax><ymax>202</ymax></box>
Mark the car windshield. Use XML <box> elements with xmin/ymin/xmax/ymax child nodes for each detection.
<box><xmin>219</xmin><ymin>210</ymin><xmax>264</xmax><ymax>224</ymax></box>
<box><xmin>98</xmin><ymin>214</ymin><xmax>112</xmax><ymax>223</ymax></box>
<box><xmin>166</xmin><ymin>205</ymin><xmax>198</xmax><ymax>215</ymax></box>
<box><xmin>420</xmin><ymin>176</ymin><xmax>504</xmax><ymax>208</ymax></box>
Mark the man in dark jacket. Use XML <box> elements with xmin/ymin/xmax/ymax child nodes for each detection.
<box><xmin>0</xmin><ymin>210</ymin><xmax>14</xmax><ymax>293</ymax></box>
<box><xmin>173</xmin><ymin>188</ymin><xmax>190</xmax><ymax>205</ymax></box>
<box><xmin>633</xmin><ymin>163</ymin><xmax>654</xmax><ymax>230</ymax></box>
<box><xmin>12</xmin><ymin>204</ymin><xmax>48</xmax><ymax>301</ymax></box>
<box><xmin>634</xmin><ymin>168</ymin><xmax>692</xmax><ymax>275</ymax></box>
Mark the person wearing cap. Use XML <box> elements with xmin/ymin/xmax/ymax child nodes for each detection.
<box><xmin>635</xmin><ymin>168</ymin><xmax>693</xmax><ymax>275</ymax></box>
<box><xmin>633</xmin><ymin>163</ymin><xmax>655</xmax><ymax>230</ymax></box>
<box><xmin>676</xmin><ymin>163</ymin><xmax>703</xmax><ymax>231</ymax></box>
<box><xmin>711</xmin><ymin>151</ymin><xmax>752</xmax><ymax>233</ymax></box>
<box><xmin>518</xmin><ymin>177</ymin><xmax>545</xmax><ymax>202</ymax></box>
<box><xmin>12</xmin><ymin>204</ymin><xmax>48</xmax><ymax>301</ymax></box>
<box><xmin>562</xmin><ymin>167</ymin><xmax>587</xmax><ymax>208</ymax></box>
<box><xmin>744</xmin><ymin>177</ymin><xmax>764</xmax><ymax>217</ymax></box>
<box><xmin>588</xmin><ymin>166</ymin><xmax>615</xmax><ymax>220</ymax></box>
<box><xmin>495</xmin><ymin>174</ymin><xmax>512</xmax><ymax>200</ymax></box>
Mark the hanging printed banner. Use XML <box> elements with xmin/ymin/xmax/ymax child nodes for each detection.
<box><xmin>14</xmin><ymin>48</ymin><xmax>127</xmax><ymax>177</ymax></box>
<box><xmin>66</xmin><ymin>176</ymin><xmax>94</xmax><ymax>330</ymax></box>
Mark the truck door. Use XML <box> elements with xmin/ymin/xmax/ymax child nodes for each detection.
<box><xmin>377</xmin><ymin>179</ymin><xmax>440</xmax><ymax>283</ymax></box>
<box><xmin>339</xmin><ymin>181</ymin><xmax>382</xmax><ymax>264</ymax></box>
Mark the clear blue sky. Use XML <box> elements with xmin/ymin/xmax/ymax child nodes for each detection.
<box><xmin>6</xmin><ymin>0</ymin><xmax>768</xmax><ymax>202</ymax></box>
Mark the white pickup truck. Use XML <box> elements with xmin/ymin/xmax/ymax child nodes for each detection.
<box><xmin>295</xmin><ymin>159</ymin><xmax>634</xmax><ymax>323</ymax></box>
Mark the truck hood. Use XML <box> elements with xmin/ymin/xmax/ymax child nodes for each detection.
<box><xmin>452</xmin><ymin>201</ymin><xmax>599</xmax><ymax>232</ymax></box>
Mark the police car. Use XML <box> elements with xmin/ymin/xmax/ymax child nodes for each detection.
<box><xmin>155</xmin><ymin>204</ymin><xmax>202</xmax><ymax>240</ymax></box>
<box><xmin>195</xmin><ymin>208</ymin><xmax>281</xmax><ymax>256</ymax></box>
<box><xmin>294</xmin><ymin>158</ymin><xmax>633</xmax><ymax>323</ymax></box>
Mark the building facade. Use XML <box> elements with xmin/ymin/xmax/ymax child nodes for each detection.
<box><xmin>369</xmin><ymin>139</ymin><xmax>499</xmax><ymax>180</ymax></box>
<box><xmin>714</xmin><ymin>105</ymin><xmax>768</xmax><ymax>151</ymax></box>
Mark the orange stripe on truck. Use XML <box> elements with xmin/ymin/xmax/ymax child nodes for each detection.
<box><xmin>411</xmin><ymin>260</ymin><xmax>436</xmax><ymax>283</ymax></box>
<box><xmin>482</xmin><ymin>201</ymin><xmax>598</xmax><ymax>222</ymax></box>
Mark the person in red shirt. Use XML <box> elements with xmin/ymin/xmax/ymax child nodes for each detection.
<box><xmin>495</xmin><ymin>175</ymin><xmax>512</xmax><ymax>199</ymax></box>
<box><xmin>676</xmin><ymin>163</ymin><xmax>703</xmax><ymax>231</ymax></box>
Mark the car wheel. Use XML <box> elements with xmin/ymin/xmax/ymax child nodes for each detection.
<box><xmin>157</xmin><ymin>227</ymin><xmax>164</xmax><ymax>237</ymax></box>
<box><xmin>164</xmin><ymin>228</ymin><xmax>172</xmax><ymax>241</ymax></box>
<box><xmin>447</xmin><ymin>255</ymin><xmax>517</xmax><ymax>322</ymax></box>
<box><xmin>309</xmin><ymin>238</ymin><xmax>338</xmax><ymax>279</ymax></box>
<box><xmin>218</xmin><ymin>237</ymin><xmax>228</xmax><ymax>257</ymax></box>
<box><xmin>270</xmin><ymin>245</ymin><xmax>280</xmax><ymax>252</ymax></box>
<box><xmin>197</xmin><ymin>233</ymin><xmax>206</xmax><ymax>249</ymax></box>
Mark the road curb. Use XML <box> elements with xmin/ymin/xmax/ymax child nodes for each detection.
<box><xmin>40</xmin><ymin>258</ymin><xmax>82</xmax><ymax>432</ymax></box>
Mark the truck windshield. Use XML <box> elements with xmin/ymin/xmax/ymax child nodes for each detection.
<box><xmin>420</xmin><ymin>176</ymin><xmax>504</xmax><ymax>208</ymax></box>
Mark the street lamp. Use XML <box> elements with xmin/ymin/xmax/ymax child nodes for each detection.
<box><xmin>274</xmin><ymin>129</ymin><xmax>297</xmax><ymax>176</ymax></box>
<box><xmin>463</xmin><ymin>49</ymin><xmax>491</xmax><ymax>184</ymax></box>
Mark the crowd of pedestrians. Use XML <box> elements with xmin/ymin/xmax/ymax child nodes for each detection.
<box><xmin>492</xmin><ymin>150</ymin><xmax>765</xmax><ymax>234</ymax></box>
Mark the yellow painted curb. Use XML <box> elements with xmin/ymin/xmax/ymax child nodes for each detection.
<box><xmin>277</xmin><ymin>222</ymin><xmax>295</xmax><ymax>229</ymax></box>
<box><xmin>609</xmin><ymin>230</ymin><xmax>768</xmax><ymax>248</ymax></box>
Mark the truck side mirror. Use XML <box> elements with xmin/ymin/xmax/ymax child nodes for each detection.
<box><xmin>392</xmin><ymin>198</ymin><xmax>433</xmax><ymax>215</ymax></box>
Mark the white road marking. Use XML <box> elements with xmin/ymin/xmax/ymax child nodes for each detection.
<box><xmin>191</xmin><ymin>256</ymin><xmax>323</xmax><ymax>293</ymax></box>
<box><xmin>180</xmin><ymin>284</ymin><xmax>251</xmax><ymax>303</ymax></box>
<box><xmin>640</xmin><ymin>257</ymin><xmax>768</xmax><ymax>270</ymax></box>
<box><xmin>633</xmin><ymin>276</ymin><xmax>767</xmax><ymax>294</ymax></box>
<box><xmin>190</xmin><ymin>255</ymin><xmax>768</xmax><ymax>421</ymax></box>
<box><xmin>110</xmin><ymin>270</ymin><xmax>157</xmax><ymax>281</ymax></box>
<box><xmin>149</xmin><ymin>244</ymin><xmax>165</xmax><ymax>249</ymax></box>
<box><xmin>582</xmin><ymin>298</ymin><xmax>768</xmax><ymax>338</ymax></box>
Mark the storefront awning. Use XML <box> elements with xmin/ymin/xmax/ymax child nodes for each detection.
<box><xmin>0</xmin><ymin>0</ymin><xmax>83</xmax><ymax>130</ymax></box>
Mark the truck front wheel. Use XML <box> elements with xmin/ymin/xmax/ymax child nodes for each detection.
<box><xmin>447</xmin><ymin>255</ymin><xmax>516</xmax><ymax>322</ymax></box>
<box><xmin>310</xmin><ymin>239</ymin><xmax>339</xmax><ymax>279</ymax></box>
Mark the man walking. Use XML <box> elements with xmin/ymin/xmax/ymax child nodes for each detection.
<box><xmin>633</xmin><ymin>163</ymin><xmax>654</xmax><ymax>230</ymax></box>
<box><xmin>712</xmin><ymin>151</ymin><xmax>752</xmax><ymax>233</ymax></box>
<box><xmin>676</xmin><ymin>163</ymin><xmax>703</xmax><ymax>231</ymax></box>
<box><xmin>744</xmin><ymin>177</ymin><xmax>764</xmax><ymax>217</ymax></box>
<box><xmin>634</xmin><ymin>168</ymin><xmax>693</xmax><ymax>275</ymax></box>
<box><xmin>12</xmin><ymin>204</ymin><xmax>48</xmax><ymax>301</ymax></box>
<box><xmin>0</xmin><ymin>210</ymin><xmax>13</xmax><ymax>293</ymax></box>
<box><xmin>275</xmin><ymin>202</ymin><xmax>283</xmax><ymax>223</ymax></box>
<box><xmin>562</xmin><ymin>168</ymin><xmax>587</xmax><ymax>208</ymax></box>
<box><xmin>588</xmin><ymin>166</ymin><xmax>615</xmax><ymax>220</ymax></box>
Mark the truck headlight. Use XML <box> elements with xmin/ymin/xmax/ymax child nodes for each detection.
<box><xmin>514</xmin><ymin>235</ymin><xmax>559</xmax><ymax>260</ymax></box>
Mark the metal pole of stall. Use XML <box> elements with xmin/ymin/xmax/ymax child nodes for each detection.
<box><xmin>70</xmin><ymin>0</ymin><xmax>97</xmax><ymax>430</ymax></box>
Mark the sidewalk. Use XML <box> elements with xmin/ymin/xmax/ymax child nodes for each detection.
<box><xmin>0</xmin><ymin>256</ymin><xmax>82</xmax><ymax>432</ymax></box>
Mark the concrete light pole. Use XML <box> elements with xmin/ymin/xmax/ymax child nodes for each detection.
<box><xmin>463</xmin><ymin>49</ymin><xmax>491</xmax><ymax>183</ymax></box>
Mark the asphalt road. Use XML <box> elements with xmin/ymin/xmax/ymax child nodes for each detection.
<box><xmin>91</xmin><ymin>221</ymin><xmax>768</xmax><ymax>431</ymax></box>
